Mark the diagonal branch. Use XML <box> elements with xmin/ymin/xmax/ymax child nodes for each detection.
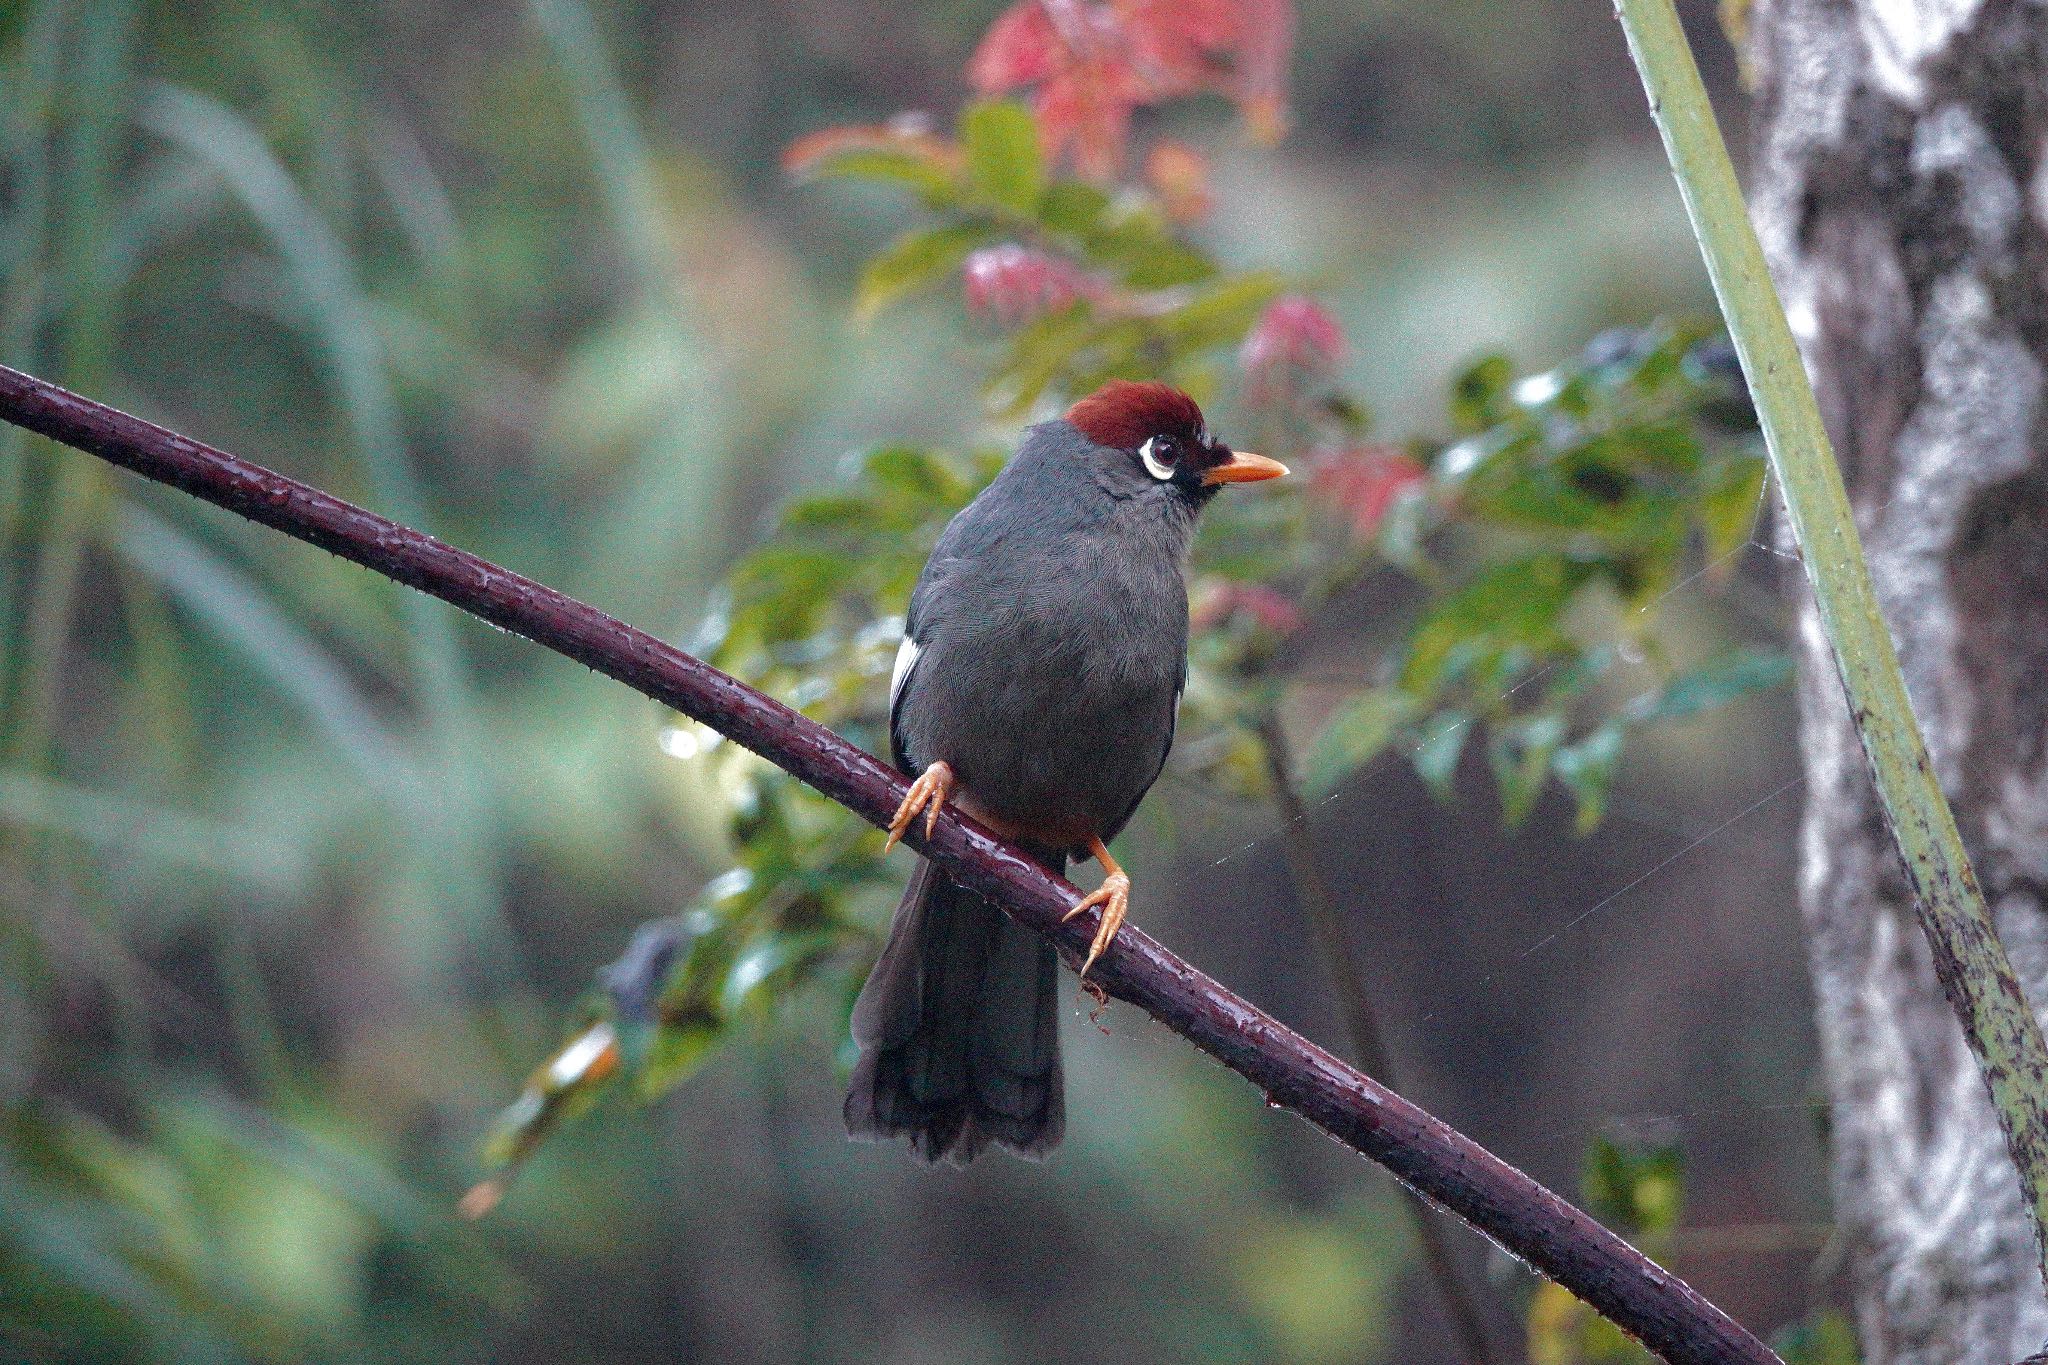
<box><xmin>0</xmin><ymin>363</ymin><xmax>1782</xmax><ymax>1365</ymax></box>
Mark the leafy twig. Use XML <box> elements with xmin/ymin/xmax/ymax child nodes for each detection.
<box><xmin>0</xmin><ymin>363</ymin><xmax>1782</xmax><ymax>1365</ymax></box>
<box><xmin>1617</xmin><ymin>0</ymin><xmax>2048</xmax><ymax>1286</ymax></box>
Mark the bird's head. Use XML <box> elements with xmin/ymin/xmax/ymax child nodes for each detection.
<box><xmin>1064</xmin><ymin>381</ymin><xmax>1287</xmax><ymax>506</ymax></box>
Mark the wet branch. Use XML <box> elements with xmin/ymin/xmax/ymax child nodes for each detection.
<box><xmin>0</xmin><ymin>363</ymin><xmax>1782</xmax><ymax>1365</ymax></box>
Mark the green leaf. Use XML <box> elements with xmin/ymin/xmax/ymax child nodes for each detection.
<box><xmin>958</xmin><ymin>100</ymin><xmax>1043</xmax><ymax>216</ymax></box>
<box><xmin>1553</xmin><ymin>722</ymin><xmax>1625</xmax><ymax>833</ymax></box>
<box><xmin>1628</xmin><ymin>647</ymin><xmax>1792</xmax><ymax>725</ymax></box>
<box><xmin>1598</xmin><ymin>517</ymin><xmax>1690</xmax><ymax>611</ymax></box>
<box><xmin>1157</xmin><ymin>272</ymin><xmax>1284</xmax><ymax>351</ymax></box>
<box><xmin>784</xmin><ymin>494</ymin><xmax>881</xmax><ymax>533</ymax></box>
<box><xmin>716</xmin><ymin>926</ymin><xmax>845</xmax><ymax>1019</ymax></box>
<box><xmin>1118</xmin><ymin>240</ymin><xmax>1217</xmax><ymax>290</ymax></box>
<box><xmin>1303</xmin><ymin>690</ymin><xmax>1418</xmax><ymax>796</ymax></box>
<box><xmin>1582</xmin><ymin>1135</ymin><xmax>1685</xmax><ymax>1238</ymax></box>
<box><xmin>1399</xmin><ymin>556</ymin><xmax>1586</xmax><ymax>697</ymax></box>
<box><xmin>1488</xmin><ymin>713</ymin><xmax>1564</xmax><ymax>827</ymax></box>
<box><xmin>1474</xmin><ymin>464</ymin><xmax>1673</xmax><ymax>542</ymax></box>
<box><xmin>1067</xmin><ymin>200</ymin><xmax>1216</xmax><ymax>288</ymax></box>
<box><xmin>724</xmin><ymin>545</ymin><xmax>854</xmax><ymax>647</ymax></box>
<box><xmin>1450</xmin><ymin>354</ymin><xmax>1516</xmax><ymax>431</ymax></box>
<box><xmin>638</xmin><ymin>1010</ymin><xmax>725</xmax><ymax>1096</ymax></box>
<box><xmin>987</xmin><ymin>300</ymin><xmax>1100</xmax><ymax>413</ymax></box>
<box><xmin>1619</xmin><ymin>418</ymin><xmax>1705</xmax><ymax>475</ymax></box>
<box><xmin>1412</xmin><ymin>712</ymin><xmax>1471</xmax><ymax>802</ymax></box>
<box><xmin>864</xmin><ymin>444</ymin><xmax>968</xmax><ymax>505</ymax></box>
<box><xmin>854</xmin><ymin>222</ymin><xmax>992</xmax><ymax>321</ymax></box>
<box><xmin>1038</xmin><ymin>181</ymin><xmax>1112</xmax><ymax>235</ymax></box>
<box><xmin>1773</xmin><ymin>1310</ymin><xmax>1861</xmax><ymax>1365</ymax></box>
<box><xmin>797</xmin><ymin>148</ymin><xmax>961</xmax><ymax>201</ymax></box>
<box><xmin>480</xmin><ymin>1021</ymin><xmax>620</xmax><ymax>1169</ymax></box>
<box><xmin>1696</xmin><ymin>453</ymin><xmax>1767</xmax><ymax>561</ymax></box>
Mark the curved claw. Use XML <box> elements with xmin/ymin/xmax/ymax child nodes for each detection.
<box><xmin>1062</xmin><ymin>871</ymin><xmax>1130</xmax><ymax>981</ymax></box>
<box><xmin>884</xmin><ymin>761</ymin><xmax>954</xmax><ymax>852</ymax></box>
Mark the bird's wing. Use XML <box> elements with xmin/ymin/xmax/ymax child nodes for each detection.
<box><xmin>1102</xmin><ymin>656</ymin><xmax>1183</xmax><ymax>844</ymax></box>
<box><xmin>889</xmin><ymin>487</ymin><xmax>1001</xmax><ymax>773</ymax></box>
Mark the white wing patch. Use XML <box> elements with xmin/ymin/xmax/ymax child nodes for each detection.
<box><xmin>889</xmin><ymin>636</ymin><xmax>921</xmax><ymax>711</ymax></box>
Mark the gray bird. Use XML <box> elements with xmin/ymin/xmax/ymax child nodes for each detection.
<box><xmin>844</xmin><ymin>381</ymin><xmax>1286</xmax><ymax>1163</ymax></box>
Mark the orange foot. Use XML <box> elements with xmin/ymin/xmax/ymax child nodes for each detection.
<box><xmin>1062</xmin><ymin>834</ymin><xmax>1131</xmax><ymax>981</ymax></box>
<box><xmin>884</xmin><ymin>761</ymin><xmax>955</xmax><ymax>852</ymax></box>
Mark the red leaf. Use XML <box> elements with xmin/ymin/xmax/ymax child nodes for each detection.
<box><xmin>968</xmin><ymin>2</ymin><xmax>1061</xmax><ymax>90</ymax></box>
<box><xmin>963</xmin><ymin>0</ymin><xmax>1295</xmax><ymax>179</ymax></box>
<box><xmin>1310</xmin><ymin>445</ymin><xmax>1427</xmax><ymax>539</ymax></box>
<box><xmin>1221</xmin><ymin>0</ymin><xmax>1294</xmax><ymax>143</ymax></box>
<box><xmin>1119</xmin><ymin>0</ymin><xmax>1241</xmax><ymax>89</ymax></box>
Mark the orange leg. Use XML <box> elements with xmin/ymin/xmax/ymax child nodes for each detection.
<box><xmin>1062</xmin><ymin>835</ymin><xmax>1131</xmax><ymax>981</ymax></box>
<box><xmin>883</xmin><ymin>761</ymin><xmax>955</xmax><ymax>852</ymax></box>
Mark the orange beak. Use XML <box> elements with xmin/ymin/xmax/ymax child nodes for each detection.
<box><xmin>1201</xmin><ymin>450</ymin><xmax>1290</xmax><ymax>485</ymax></box>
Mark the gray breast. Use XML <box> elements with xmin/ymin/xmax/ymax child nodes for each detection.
<box><xmin>892</xmin><ymin>437</ymin><xmax>1191</xmax><ymax>850</ymax></box>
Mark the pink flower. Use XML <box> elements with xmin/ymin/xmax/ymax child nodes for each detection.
<box><xmin>1309</xmin><ymin>445</ymin><xmax>1427</xmax><ymax>539</ymax></box>
<box><xmin>1240</xmin><ymin>296</ymin><xmax>1345</xmax><ymax>404</ymax></box>
<box><xmin>962</xmin><ymin>244</ymin><xmax>1108</xmax><ymax>325</ymax></box>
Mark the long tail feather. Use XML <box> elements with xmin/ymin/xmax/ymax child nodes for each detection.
<box><xmin>844</xmin><ymin>850</ymin><xmax>1065</xmax><ymax>1164</ymax></box>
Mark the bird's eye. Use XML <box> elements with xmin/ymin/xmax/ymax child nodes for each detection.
<box><xmin>1138</xmin><ymin>435</ymin><xmax>1181</xmax><ymax>481</ymax></box>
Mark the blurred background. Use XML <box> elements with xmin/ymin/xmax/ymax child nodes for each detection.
<box><xmin>0</xmin><ymin>0</ymin><xmax>1827</xmax><ymax>1361</ymax></box>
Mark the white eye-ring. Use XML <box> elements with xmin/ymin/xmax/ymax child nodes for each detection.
<box><xmin>1139</xmin><ymin>436</ymin><xmax>1178</xmax><ymax>481</ymax></box>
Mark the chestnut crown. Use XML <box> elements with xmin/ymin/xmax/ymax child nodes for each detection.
<box><xmin>1064</xmin><ymin>380</ymin><xmax>1287</xmax><ymax>493</ymax></box>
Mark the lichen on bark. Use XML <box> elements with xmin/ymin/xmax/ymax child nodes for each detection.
<box><xmin>1750</xmin><ymin>0</ymin><xmax>2048</xmax><ymax>1356</ymax></box>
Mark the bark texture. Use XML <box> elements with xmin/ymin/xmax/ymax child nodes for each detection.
<box><xmin>1749</xmin><ymin>0</ymin><xmax>2048</xmax><ymax>1356</ymax></box>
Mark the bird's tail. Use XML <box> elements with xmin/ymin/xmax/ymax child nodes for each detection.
<box><xmin>844</xmin><ymin>848</ymin><xmax>1066</xmax><ymax>1164</ymax></box>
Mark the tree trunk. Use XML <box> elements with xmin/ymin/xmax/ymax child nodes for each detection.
<box><xmin>1748</xmin><ymin>0</ymin><xmax>2048</xmax><ymax>1357</ymax></box>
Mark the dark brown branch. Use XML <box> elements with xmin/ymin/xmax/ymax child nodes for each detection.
<box><xmin>1255</xmin><ymin>711</ymin><xmax>1503</xmax><ymax>1365</ymax></box>
<box><xmin>0</xmin><ymin>363</ymin><xmax>1782</xmax><ymax>1365</ymax></box>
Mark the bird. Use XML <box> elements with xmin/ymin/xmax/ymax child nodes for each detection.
<box><xmin>843</xmin><ymin>380</ymin><xmax>1286</xmax><ymax>1164</ymax></box>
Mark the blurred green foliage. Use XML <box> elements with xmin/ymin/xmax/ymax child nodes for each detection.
<box><xmin>1</xmin><ymin>0</ymin><xmax>1825</xmax><ymax>1360</ymax></box>
<box><xmin>1775</xmin><ymin>1311</ymin><xmax>1862</xmax><ymax>1365</ymax></box>
<box><xmin>1527</xmin><ymin>1136</ymin><xmax>1858</xmax><ymax>1364</ymax></box>
<box><xmin>788</xmin><ymin>99</ymin><xmax>1282</xmax><ymax>409</ymax></box>
<box><xmin>3</xmin><ymin>0</ymin><xmax>791</xmax><ymax>1353</ymax></box>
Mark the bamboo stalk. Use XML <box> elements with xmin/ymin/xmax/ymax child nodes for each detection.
<box><xmin>1616</xmin><ymin>0</ymin><xmax>2048</xmax><ymax>1286</ymax></box>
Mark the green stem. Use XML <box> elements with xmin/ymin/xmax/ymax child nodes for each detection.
<box><xmin>0</xmin><ymin>0</ymin><xmax>75</xmax><ymax>706</ymax></box>
<box><xmin>8</xmin><ymin>0</ymin><xmax>136</xmax><ymax>774</ymax></box>
<box><xmin>524</xmin><ymin>0</ymin><xmax>733</xmax><ymax>616</ymax></box>
<box><xmin>1255</xmin><ymin>709</ymin><xmax>1502</xmax><ymax>1365</ymax></box>
<box><xmin>1617</xmin><ymin>0</ymin><xmax>2048</xmax><ymax>1286</ymax></box>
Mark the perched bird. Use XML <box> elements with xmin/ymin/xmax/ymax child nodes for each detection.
<box><xmin>844</xmin><ymin>380</ymin><xmax>1286</xmax><ymax>1164</ymax></box>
